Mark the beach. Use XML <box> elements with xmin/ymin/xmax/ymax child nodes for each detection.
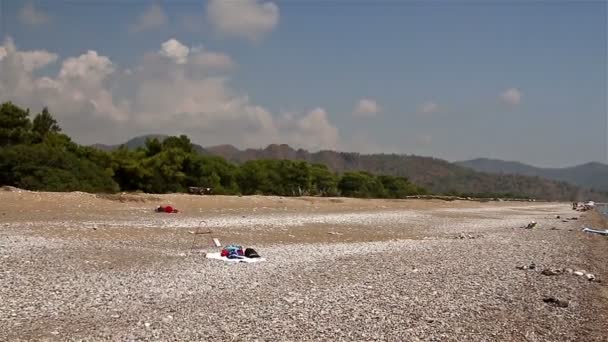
<box><xmin>1</xmin><ymin>190</ymin><xmax>607</xmax><ymax>341</ymax></box>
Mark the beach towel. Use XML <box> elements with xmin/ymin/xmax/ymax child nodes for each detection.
<box><xmin>205</xmin><ymin>252</ymin><xmax>266</xmax><ymax>263</ymax></box>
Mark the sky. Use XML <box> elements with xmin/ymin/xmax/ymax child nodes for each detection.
<box><xmin>0</xmin><ymin>0</ymin><xmax>606</xmax><ymax>167</ymax></box>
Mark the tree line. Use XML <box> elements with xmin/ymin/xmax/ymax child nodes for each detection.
<box><xmin>0</xmin><ymin>102</ymin><xmax>427</xmax><ymax>198</ymax></box>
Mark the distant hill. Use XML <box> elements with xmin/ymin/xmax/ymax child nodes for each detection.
<box><xmin>456</xmin><ymin>158</ymin><xmax>608</xmax><ymax>192</ymax></box>
<box><xmin>94</xmin><ymin>134</ymin><xmax>207</xmax><ymax>154</ymax></box>
<box><xmin>93</xmin><ymin>137</ymin><xmax>608</xmax><ymax>201</ymax></box>
<box><xmin>203</xmin><ymin>144</ymin><xmax>607</xmax><ymax>201</ymax></box>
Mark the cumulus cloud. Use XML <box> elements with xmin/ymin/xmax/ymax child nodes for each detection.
<box><xmin>0</xmin><ymin>37</ymin><xmax>340</xmax><ymax>151</ymax></box>
<box><xmin>278</xmin><ymin>108</ymin><xmax>340</xmax><ymax>150</ymax></box>
<box><xmin>206</xmin><ymin>0</ymin><xmax>279</xmax><ymax>41</ymax></box>
<box><xmin>353</xmin><ymin>98</ymin><xmax>380</xmax><ymax>117</ymax></box>
<box><xmin>500</xmin><ymin>87</ymin><xmax>522</xmax><ymax>106</ymax></box>
<box><xmin>417</xmin><ymin>101</ymin><xmax>438</xmax><ymax>115</ymax></box>
<box><xmin>0</xmin><ymin>41</ymin><xmax>58</xmax><ymax>72</ymax></box>
<box><xmin>159</xmin><ymin>39</ymin><xmax>190</xmax><ymax>64</ymax></box>
<box><xmin>190</xmin><ymin>46</ymin><xmax>235</xmax><ymax>70</ymax></box>
<box><xmin>130</xmin><ymin>4</ymin><xmax>168</xmax><ymax>33</ymax></box>
<box><xmin>19</xmin><ymin>2</ymin><xmax>51</xmax><ymax>26</ymax></box>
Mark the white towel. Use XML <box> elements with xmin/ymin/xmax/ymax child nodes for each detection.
<box><xmin>205</xmin><ymin>252</ymin><xmax>266</xmax><ymax>263</ymax></box>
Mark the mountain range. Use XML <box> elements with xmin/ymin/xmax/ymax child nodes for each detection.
<box><xmin>92</xmin><ymin>135</ymin><xmax>608</xmax><ymax>201</ymax></box>
<box><xmin>456</xmin><ymin>158</ymin><xmax>608</xmax><ymax>192</ymax></box>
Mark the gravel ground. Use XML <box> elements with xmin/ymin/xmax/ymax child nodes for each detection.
<box><xmin>1</xmin><ymin>192</ymin><xmax>607</xmax><ymax>341</ymax></box>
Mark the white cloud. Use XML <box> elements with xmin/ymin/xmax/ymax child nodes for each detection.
<box><xmin>159</xmin><ymin>39</ymin><xmax>190</xmax><ymax>64</ymax></box>
<box><xmin>130</xmin><ymin>4</ymin><xmax>168</xmax><ymax>33</ymax></box>
<box><xmin>59</xmin><ymin>51</ymin><xmax>114</xmax><ymax>82</ymax></box>
<box><xmin>19</xmin><ymin>50</ymin><xmax>59</xmax><ymax>72</ymax></box>
<box><xmin>0</xmin><ymin>37</ymin><xmax>340</xmax><ymax>151</ymax></box>
<box><xmin>278</xmin><ymin>108</ymin><xmax>340</xmax><ymax>150</ymax></box>
<box><xmin>500</xmin><ymin>87</ymin><xmax>522</xmax><ymax>106</ymax></box>
<box><xmin>206</xmin><ymin>0</ymin><xmax>279</xmax><ymax>41</ymax></box>
<box><xmin>417</xmin><ymin>101</ymin><xmax>438</xmax><ymax>115</ymax></box>
<box><xmin>0</xmin><ymin>40</ymin><xmax>58</xmax><ymax>72</ymax></box>
<box><xmin>19</xmin><ymin>2</ymin><xmax>51</xmax><ymax>26</ymax></box>
<box><xmin>353</xmin><ymin>98</ymin><xmax>381</xmax><ymax>117</ymax></box>
<box><xmin>190</xmin><ymin>46</ymin><xmax>235</xmax><ymax>70</ymax></box>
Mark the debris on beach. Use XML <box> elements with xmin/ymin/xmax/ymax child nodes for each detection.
<box><xmin>524</xmin><ymin>221</ymin><xmax>537</xmax><ymax>229</ymax></box>
<box><xmin>516</xmin><ymin>263</ymin><xmax>536</xmax><ymax>270</ymax></box>
<box><xmin>541</xmin><ymin>268</ymin><xmax>562</xmax><ymax>276</ymax></box>
<box><xmin>582</xmin><ymin>227</ymin><xmax>608</xmax><ymax>236</ymax></box>
<box><xmin>455</xmin><ymin>233</ymin><xmax>479</xmax><ymax>239</ymax></box>
<box><xmin>155</xmin><ymin>205</ymin><xmax>179</xmax><ymax>213</ymax></box>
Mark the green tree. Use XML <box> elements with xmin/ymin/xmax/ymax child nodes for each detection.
<box><xmin>0</xmin><ymin>144</ymin><xmax>118</xmax><ymax>193</ymax></box>
<box><xmin>338</xmin><ymin>171</ymin><xmax>383</xmax><ymax>198</ymax></box>
<box><xmin>32</xmin><ymin>107</ymin><xmax>61</xmax><ymax>142</ymax></box>
<box><xmin>311</xmin><ymin>164</ymin><xmax>338</xmax><ymax>196</ymax></box>
<box><xmin>0</xmin><ymin>102</ymin><xmax>32</xmax><ymax>146</ymax></box>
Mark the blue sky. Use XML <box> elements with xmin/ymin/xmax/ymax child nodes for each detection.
<box><xmin>0</xmin><ymin>0</ymin><xmax>606</xmax><ymax>167</ymax></box>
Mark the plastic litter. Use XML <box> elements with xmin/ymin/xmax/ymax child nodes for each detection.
<box><xmin>582</xmin><ymin>227</ymin><xmax>608</xmax><ymax>236</ymax></box>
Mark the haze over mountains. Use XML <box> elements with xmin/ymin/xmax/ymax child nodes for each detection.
<box><xmin>456</xmin><ymin>159</ymin><xmax>608</xmax><ymax>192</ymax></box>
<box><xmin>92</xmin><ymin>135</ymin><xmax>608</xmax><ymax>201</ymax></box>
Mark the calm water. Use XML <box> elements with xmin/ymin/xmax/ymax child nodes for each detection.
<box><xmin>596</xmin><ymin>203</ymin><xmax>608</xmax><ymax>219</ymax></box>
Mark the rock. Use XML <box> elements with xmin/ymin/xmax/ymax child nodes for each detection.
<box><xmin>585</xmin><ymin>274</ymin><xmax>596</xmax><ymax>281</ymax></box>
<box><xmin>144</xmin><ymin>322</ymin><xmax>151</xmax><ymax>329</ymax></box>
<box><xmin>516</xmin><ymin>263</ymin><xmax>535</xmax><ymax>270</ymax></box>
<box><xmin>283</xmin><ymin>297</ymin><xmax>296</xmax><ymax>304</ymax></box>
<box><xmin>543</xmin><ymin>296</ymin><xmax>569</xmax><ymax>308</ymax></box>
<box><xmin>574</xmin><ymin>271</ymin><xmax>584</xmax><ymax>276</ymax></box>
<box><xmin>541</xmin><ymin>268</ymin><xmax>562</xmax><ymax>276</ymax></box>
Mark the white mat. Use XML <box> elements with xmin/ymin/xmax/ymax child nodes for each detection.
<box><xmin>205</xmin><ymin>252</ymin><xmax>266</xmax><ymax>263</ymax></box>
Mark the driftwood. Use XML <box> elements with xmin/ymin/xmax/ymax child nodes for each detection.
<box><xmin>188</xmin><ymin>187</ymin><xmax>213</xmax><ymax>195</ymax></box>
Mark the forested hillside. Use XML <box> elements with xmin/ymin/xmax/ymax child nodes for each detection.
<box><xmin>0</xmin><ymin>102</ymin><xmax>425</xmax><ymax>199</ymax></box>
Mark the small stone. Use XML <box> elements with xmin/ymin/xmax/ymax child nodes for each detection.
<box><xmin>543</xmin><ymin>296</ymin><xmax>568</xmax><ymax>308</ymax></box>
<box><xmin>586</xmin><ymin>274</ymin><xmax>596</xmax><ymax>281</ymax></box>
<box><xmin>541</xmin><ymin>268</ymin><xmax>562</xmax><ymax>276</ymax></box>
<box><xmin>574</xmin><ymin>271</ymin><xmax>584</xmax><ymax>276</ymax></box>
<box><xmin>144</xmin><ymin>322</ymin><xmax>151</xmax><ymax>329</ymax></box>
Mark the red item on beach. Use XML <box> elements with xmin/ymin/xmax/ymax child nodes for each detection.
<box><xmin>164</xmin><ymin>206</ymin><xmax>174</xmax><ymax>213</ymax></box>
